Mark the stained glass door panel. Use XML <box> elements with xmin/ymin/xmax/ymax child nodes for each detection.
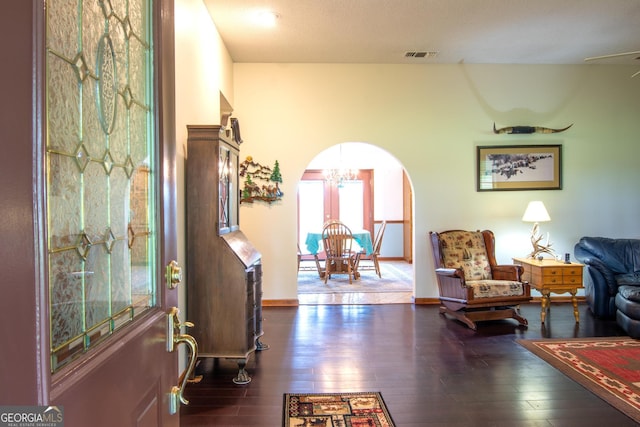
<box><xmin>47</xmin><ymin>0</ymin><xmax>156</xmax><ymax>372</ymax></box>
<box><xmin>45</xmin><ymin>0</ymin><xmax>179</xmax><ymax>425</ymax></box>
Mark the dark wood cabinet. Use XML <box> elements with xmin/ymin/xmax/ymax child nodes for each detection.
<box><xmin>186</xmin><ymin>125</ymin><xmax>267</xmax><ymax>384</ymax></box>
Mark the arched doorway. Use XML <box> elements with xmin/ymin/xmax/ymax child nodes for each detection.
<box><xmin>296</xmin><ymin>142</ymin><xmax>414</xmax><ymax>304</ymax></box>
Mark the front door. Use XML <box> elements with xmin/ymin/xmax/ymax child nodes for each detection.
<box><xmin>0</xmin><ymin>0</ymin><xmax>186</xmax><ymax>425</ymax></box>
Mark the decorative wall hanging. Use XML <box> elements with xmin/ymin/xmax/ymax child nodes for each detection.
<box><xmin>477</xmin><ymin>144</ymin><xmax>562</xmax><ymax>191</ymax></box>
<box><xmin>493</xmin><ymin>123</ymin><xmax>573</xmax><ymax>134</ymax></box>
<box><xmin>239</xmin><ymin>156</ymin><xmax>283</xmax><ymax>203</ymax></box>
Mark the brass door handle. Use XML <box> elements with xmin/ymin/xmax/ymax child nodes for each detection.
<box><xmin>167</xmin><ymin>307</ymin><xmax>198</xmax><ymax>414</ymax></box>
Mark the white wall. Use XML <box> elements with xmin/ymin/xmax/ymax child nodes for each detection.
<box><xmin>230</xmin><ymin>63</ymin><xmax>640</xmax><ymax>301</ymax></box>
<box><xmin>174</xmin><ymin>0</ymin><xmax>233</xmax><ymax>364</ymax></box>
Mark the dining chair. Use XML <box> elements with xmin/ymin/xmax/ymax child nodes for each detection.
<box><xmin>297</xmin><ymin>243</ymin><xmax>323</xmax><ymax>276</ymax></box>
<box><xmin>357</xmin><ymin>221</ymin><xmax>386</xmax><ymax>278</ymax></box>
<box><xmin>321</xmin><ymin>221</ymin><xmax>359</xmax><ymax>283</ymax></box>
<box><xmin>323</xmin><ymin>219</ymin><xmax>341</xmax><ymax>228</ymax></box>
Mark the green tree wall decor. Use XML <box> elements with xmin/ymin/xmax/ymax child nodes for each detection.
<box><xmin>239</xmin><ymin>156</ymin><xmax>284</xmax><ymax>204</ymax></box>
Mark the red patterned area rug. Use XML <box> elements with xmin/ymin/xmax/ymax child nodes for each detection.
<box><xmin>518</xmin><ymin>337</ymin><xmax>640</xmax><ymax>422</ymax></box>
<box><xmin>283</xmin><ymin>392</ymin><xmax>395</xmax><ymax>426</ymax></box>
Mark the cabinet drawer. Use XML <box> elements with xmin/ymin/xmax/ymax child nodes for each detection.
<box><xmin>541</xmin><ymin>267</ymin><xmax>582</xmax><ymax>278</ymax></box>
<box><xmin>541</xmin><ymin>275</ymin><xmax>564</xmax><ymax>285</ymax></box>
<box><xmin>563</xmin><ymin>267</ymin><xmax>582</xmax><ymax>277</ymax></box>
<box><xmin>563</xmin><ymin>275</ymin><xmax>582</xmax><ymax>285</ymax></box>
<box><xmin>542</xmin><ymin>268</ymin><xmax>564</xmax><ymax>277</ymax></box>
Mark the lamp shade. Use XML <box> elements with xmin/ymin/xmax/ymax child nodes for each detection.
<box><xmin>522</xmin><ymin>201</ymin><xmax>551</xmax><ymax>222</ymax></box>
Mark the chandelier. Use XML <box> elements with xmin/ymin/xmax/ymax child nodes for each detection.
<box><xmin>323</xmin><ymin>167</ymin><xmax>359</xmax><ymax>187</ymax></box>
<box><xmin>323</xmin><ymin>144</ymin><xmax>359</xmax><ymax>187</ymax></box>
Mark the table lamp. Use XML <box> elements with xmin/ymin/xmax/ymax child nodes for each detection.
<box><xmin>522</xmin><ymin>201</ymin><xmax>555</xmax><ymax>259</ymax></box>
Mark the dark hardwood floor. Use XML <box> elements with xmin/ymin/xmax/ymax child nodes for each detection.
<box><xmin>180</xmin><ymin>302</ymin><xmax>636</xmax><ymax>426</ymax></box>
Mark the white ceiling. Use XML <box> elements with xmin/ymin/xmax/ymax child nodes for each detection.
<box><xmin>203</xmin><ymin>0</ymin><xmax>640</xmax><ymax>66</ymax></box>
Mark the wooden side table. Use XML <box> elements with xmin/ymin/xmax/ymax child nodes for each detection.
<box><xmin>513</xmin><ymin>257</ymin><xmax>584</xmax><ymax>323</ymax></box>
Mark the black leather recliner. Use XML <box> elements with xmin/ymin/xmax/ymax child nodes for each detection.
<box><xmin>574</xmin><ymin>236</ymin><xmax>640</xmax><ymax>338</ymax></box>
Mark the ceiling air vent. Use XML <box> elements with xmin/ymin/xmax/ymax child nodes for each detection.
<box><xmin>404</xmin><ymin>51</ymin><xmax>439</xmax><ymax>58</ymax></box>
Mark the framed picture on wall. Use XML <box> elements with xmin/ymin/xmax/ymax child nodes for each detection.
<box><xmin>477</xmin><ymin>144</ymin><xmax>562</xmax><ymax>191</ymax></box>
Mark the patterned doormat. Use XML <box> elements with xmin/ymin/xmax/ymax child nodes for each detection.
<box><xmin>283</xmin><ymin>392</ymin><xmax>395</xmax><ymax>426</ymax></box>
<box><xmin>518</xmin><ymin>337</ymin><xmax>640</xmax><ymax>422</ymax></box>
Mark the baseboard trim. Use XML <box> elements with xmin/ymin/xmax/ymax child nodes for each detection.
<box><xmin>414</xmin><ymin>298</ymin><xmax>440</xmax><ymax>305</ymax></box>
<box><xmin>263</xmin><ymin>296</ymin><xmax>585</xmax><ymax>307</ymax></box>
<box><xmin>413</xmin><ymin>296</ymin><xmax>586</xmax><ymax>305</ymax></box>
<box><xmin>263</xmin><ymin>299</ymin><xmax>299</xmax><ymax>307</ymax></box>
<box><xmin>378</xmin><ymin>257</ymin><xmax>408</xmax><ymax>261</ymax></box>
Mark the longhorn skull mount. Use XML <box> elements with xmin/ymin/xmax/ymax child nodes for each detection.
<box><xmin>493</xmin><ymin>123</ymin><xmax>573</xmax><ymax>134</ymax></box>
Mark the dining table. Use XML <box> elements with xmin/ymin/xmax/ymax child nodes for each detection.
<box><xmin>304</xmin><ymin>230</ymin><xmax>373</xmax><ymax>279</ymax></box>
<box><xmin>304</xmin><ymin>230</ymin><xmax>374</xmax><ymax>256</ymax></box>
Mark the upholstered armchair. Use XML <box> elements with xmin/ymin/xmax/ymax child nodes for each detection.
<box><xmin>429</xmin><ymin>230</ymin><xmax>532</xmax><ymax>330</ymax></box>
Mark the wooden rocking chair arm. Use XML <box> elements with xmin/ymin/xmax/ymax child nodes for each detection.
<box><xmin>491</xmin><ymin>264</ymin><xmax>524</xmax><ymax>281</ymax></box>
<box><xmin>435</xmin><ymin>268</ymin><xmax>465</xmax><ymax>279</ymax></box>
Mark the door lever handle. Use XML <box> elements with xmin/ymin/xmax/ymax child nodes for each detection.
<box><xmin>167</xmin><ymin>307</ymin><xmax>198</xmax><ymax>414</ymax></box>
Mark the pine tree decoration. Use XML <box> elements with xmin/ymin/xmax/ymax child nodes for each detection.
<box><xmin>270</xmin><ymin>160</ymin><xmax>282</xmax><ymax>183</ymax></box>
<box><xmin>242</xmin><ymin>173</ymin><xmax>254</xmax><ymax>200</ymax></box>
